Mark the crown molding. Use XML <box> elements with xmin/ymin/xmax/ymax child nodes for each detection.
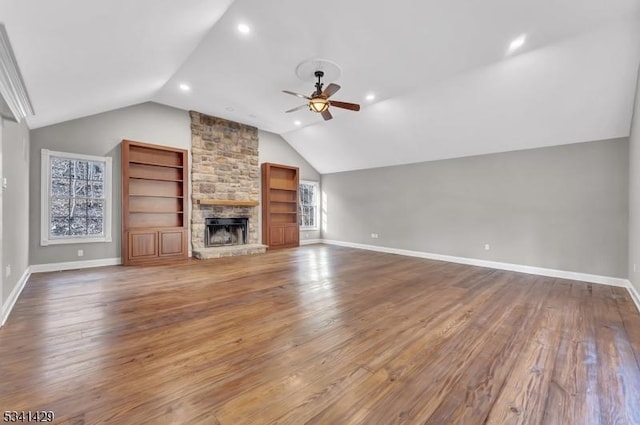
<box><xmin>0</xmin><ymin>24</ymin><xmax>33</xmax><ymax>122</ymax></box>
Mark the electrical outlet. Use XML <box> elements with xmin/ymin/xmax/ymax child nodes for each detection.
<box><xmin>370</xmin><ymin>233</ymin><xmax>379</xmax><ymax>239</ymax></box>
<box><xmin>77</xmin><ymin>249</ymin><xmax>84</xmax><ymax>257</ymax></box>
<box><xmin>484</xmin><ymin>244</ymin><xmax>490</xmax><ymax>251</ymax></box>
<box><xmin>634</xmin><ymin>264</ymin><xmax>638</xmax><ymax>273</ymax></box>
<box><xmin>5</xmin><ymin>264</ymin><xmax>10</xmax><ymax>278</ymax></box>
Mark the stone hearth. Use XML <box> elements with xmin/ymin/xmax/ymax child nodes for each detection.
<box><xmin>193</xmin><ymin>244</ymin><xmax>267</xmax><ymax>260</ymax></box>
<box><xmin>190</xmin><ymin>111</ymin><xmax>265</xmax><ymax>258</ymax></box>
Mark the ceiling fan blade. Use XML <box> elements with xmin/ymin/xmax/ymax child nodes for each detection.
<box><xmin>321</xmin><ymin>109</ymin><xmax>333</xmax><ymax>121</ymax></box>
<box><xmin>322</xmin><ymin>83</ymin><xmax>341</xmax><ymax>98</ymax></box>
<box><xmin>282</xmin><ymin>90</ymin><xmax>311</xmax><ymax>100</ymax></box>
<box><xmin>329</xmin><ymin>100</ymin><xmax>361</xmax><ymax>111</ymax></box>
<box><xmin>285</xmin><ymin>104</ymin><xmax>308</xmax><ymax>113</ymax></box>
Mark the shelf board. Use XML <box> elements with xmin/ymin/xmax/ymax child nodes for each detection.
<box><xmin>195</xmin><ymin>199</ymin><xmax>259</xmax><ymax>207</ymax></box>
<box><xmin>270</xmin><ymin>186</ymin><xmax>297</xmax><ymax>191</ymax></box>
<box><xmin>270</xmin><ymin>200</ymin><xmax>298</xmax><ymax>204</ymax></box>
<box><xmin>272</xmin><ymin>212</ymin><xmax>297</xmax><ymax>215</ymax></box>
<box><xmin>129</xmin><ymin>211</ymin><xmax>184</xmax><ymax>214</ymax></box>
<box><xmin>129</xmin><ymin>195</ymin><xmax>184</xmax><ymax>199</ymax></box>
<box><xmin>129</xmin><ymin>160</ymin><xmax>184</xmax><ymax>169</ymax></box>
<box><xmin>130</xmin><ymin>176</ymin><xmax>183</xmax><ymax>183</ymax></box>
<box><xmin>127</xmin><ymin>226</ymin><xmax>186</xmax><ymax>230</ymax></box>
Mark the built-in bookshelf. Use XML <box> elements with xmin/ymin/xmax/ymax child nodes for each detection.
<box><xmin>122</xmin><ymin>140</ymin><xmax>188</xmax><ymax>265</ymax></box>
<box><xmin>261</xmin><ymin>163</ymin><xmax>299</xmax><ymax>249</ymax></box>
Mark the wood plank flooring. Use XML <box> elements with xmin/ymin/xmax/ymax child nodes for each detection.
<box><xmin>1</xmin><ymin>245</ymin><xmax>639</xmax><ymax>424</ymax></box>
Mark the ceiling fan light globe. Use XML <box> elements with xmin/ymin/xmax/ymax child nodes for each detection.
<box><xmin>308</xmin><ymin>97</ymin><xmax>329</xmax><ymax>113</ymax></box>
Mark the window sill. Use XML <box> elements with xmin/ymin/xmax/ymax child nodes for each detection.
<box><xmin>41</xmin><ymin>236</ymin><xmax>112</xmax><ymax>246</ymax></box>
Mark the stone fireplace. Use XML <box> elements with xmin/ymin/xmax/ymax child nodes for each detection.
<box><xmin>190</xmin><ymin>111</ymin><xmax>266</xmax><ymax>258</ymax></box>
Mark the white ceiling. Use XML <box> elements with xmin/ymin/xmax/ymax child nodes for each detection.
<box><xmin>0</xmin><ymin>0</ymin><xmax>235</xmax><ymax>128</ymax></box>
<box><xmin>2</xmin><ymin>0</ymin><xmax>640</xmax><ymax>173</ymax></box>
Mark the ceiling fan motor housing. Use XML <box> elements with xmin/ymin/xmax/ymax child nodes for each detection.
<box><xmin>308</xmin><ymin>70</ymin><xmax>329</xmax><ymax>112</ymax></box>
<box><xmin>308</xmin><ymin>96</ymin><xmax>329</xmax><ymax>113</ymax></box>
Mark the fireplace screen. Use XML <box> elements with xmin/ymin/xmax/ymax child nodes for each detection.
<box><xmin>205</xmin><ymin>217</ymin><xmax>248</xmax><ymax>247</ymax></box>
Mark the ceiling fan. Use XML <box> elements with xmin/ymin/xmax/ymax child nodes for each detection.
<box><xmin>283</xmin><ymin>70</ymin><xmax>360</xmax><ymax>121</ymax></box>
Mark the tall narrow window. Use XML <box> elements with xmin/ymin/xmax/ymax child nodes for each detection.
<box><xmin>41</xmin><ymin>149</ymin><xmax>112</xmax><ymax>245</ymax></box>
<box><xmin>299</xmin><ymin>180</ymin><xmax>319</xmax><ymax>230</ymax></box>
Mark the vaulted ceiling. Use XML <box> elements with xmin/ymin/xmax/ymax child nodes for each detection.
<box><xmin>2</xmin><ymin>0</ymin><xmax>639</xmax><ymax>173</ymax></box>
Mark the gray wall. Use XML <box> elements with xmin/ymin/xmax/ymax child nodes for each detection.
<box><xmin>2</xmin><ymin>118</ymin><xmax>30</xmax><ymax>303</ymax></box>
<box><xmin>322</xmin><ymin>138</ymin><xmax>629</xmax><ymax>278</ymax></box>
<box><xmin>30</xmin><ymin>102</ymin><xmax>190</xmax><ymax>265</ymax></box>
<box><xmin>259</xmin><ymin>130</ymin><xmax>321</xmax><ymax>241</ymax></box>
<box><xmin>629</xmin><ymin>67</ymin><xmax>640</xmax><ymax>292</ymax></box>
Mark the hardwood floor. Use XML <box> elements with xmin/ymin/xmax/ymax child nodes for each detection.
<box><xmin>1</xmin><ymin>245</ymin><xmax>639</xmax><ymax>424</ymax></box>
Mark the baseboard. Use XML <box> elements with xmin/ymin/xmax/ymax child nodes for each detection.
<box><xmin>300</xmin><ymin>239</ymin><xmax>322</xmax><ymax>246</ymax></box>
<box><xmin>30</xmin><ymin>257</ymin><xmax>122</xmax><ymax>273</ymax></box>
<box><xmin>1</xmin><ymin>267</ymin><xmax>31</xmax><ymax>327</ymax></box>
<box><xmin>628</xmin><ymin>281</ymin><xmax>640</xmax><ymax>314</ymax></box>
<box><xmin>11</xmin><ymin>246</ymin><xmax>640</xmax><ymax>327</ymax></box>
<box><xmin>321</xmin><ymin>239</ymin><xmax>629</xmax><ymax>288</ymax></box>
<box><xmin>3</xmin><ymin>258</ymin><xmax>121</xmax><ymax>326</ymax></box>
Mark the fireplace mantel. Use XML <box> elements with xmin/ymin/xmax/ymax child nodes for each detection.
<box><xmin>194</xmin><ymin>199</ymin><xmax>259</xmax><ymax>207</ymax></box>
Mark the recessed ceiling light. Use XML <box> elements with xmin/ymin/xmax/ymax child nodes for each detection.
<box><xmin>225</xmin><ymin>106</ymin><xmax>235</xmax><ymax>112</ymax></box>
<box><xmin>508</xmin><ymin>34</ymin><xmax>526</xmax><ymax>54</ymax></box>
<box><xmin>365</xmin><ymin>93</ymin><xmax>375</xmax><ymax>101</ymax></box>
<box><xmin>294</xmin><ymin>120</ymin><xmax>302</xmax><ymax>126</ymax></box>
<box><xmin>237</xmin><ymin>23</ymin><xmax>251</xmax><ymax>34</ymax></box>
<box><xmin>179</xmin><ymin>83</ymin><xmax>190</xmax><ymax>91</ymax></box>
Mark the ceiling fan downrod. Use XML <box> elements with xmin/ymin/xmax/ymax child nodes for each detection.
<box><xmin>314</xmin><ymin>71</ymin><xmax>324</xmax><ymax>96</ymax></box>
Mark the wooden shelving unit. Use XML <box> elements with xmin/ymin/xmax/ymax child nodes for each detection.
<box><xmin>261</xmin><ymin>163</ymin><xmax>299</xmax><ymax>249</ymax></box>
<box><xmin>122</xmin><ymin>140</ymin><xmax>188</xmax><ymax>265</ymax></box>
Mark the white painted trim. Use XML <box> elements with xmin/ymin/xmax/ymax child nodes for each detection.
<box><xmin>299</xmin><ymin>180</ymin><xmax>319</xmax><ymax>230</ymax></box>
<box><xmin>300</xmin><ymin>239</ymin><xmax>322</xmax><ymax>246</ymax></box>
<box><xmin>30</xmin><ymin>257</ymin><xmax>121</xmax><ymax>273</ymax></box>
<box><xmin>0</xmin><ymin>117</ymin><xmax>3</xmax><ymax>317</ymax></box>
<box><xmin>40</xmin><ymin>149</ymin><xmax>47</xmax><ymax>244</ymax></box>
<box><xmin>1</xmin><ymin>267</ymin><xmax>31</xmax><ymax>327</ymax></box>
<box><xmin>628</xmin><ymin>281</ymin><xmax>640</xmax><ymax>314</ymax></box>
<box><xmin>3</xmin><ymin>258</ymin><xmax>121</xmax><ymax>326</ymax></box>
<box><xmin>321</xmin><ymin>239</ymin><xmax>630</xmax><ymax>288</ymax></box>
<box><xmin>3</xmin><ymin>246</ymin><xmax>638</xmax><ymax>328</ymax></box>
<box><xmin>40</xmin><ymin>149</ymin><xmax>113</xmax><ymax>246</ymax></box>
<box><xmin>0</xmin><ymin>24</ymin><xmax>34</xmax><ymax>121</ymax></box>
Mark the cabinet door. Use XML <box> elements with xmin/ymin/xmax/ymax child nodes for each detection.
<box><xmin>128</xmin><ymin>231</ymin><xmax>158</xmax><ymax>260</ymax></box>
<box><xmin>269</xmin><ymin>225</ymin><xmax>285</xmax><ymax>246</ymax></box>
<box><xmin>284</xmin><ymin>224</ymin><xmax>299</xmax><ymax>246</ymax></box>
<box><xmin>159</xmin><ymin>229</ymin><xmax>185</xmax><ymax>257</ymax></box>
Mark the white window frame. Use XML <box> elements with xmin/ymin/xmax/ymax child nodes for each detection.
<box><xmin>299</xmin><ymin>180</ymin><xmax>319</xmax><ymax>230</ymax></box>
<box><xmin>40</xmin><ymin>149</ymin><xmax>112</xmax><ymax>246</ymax></box>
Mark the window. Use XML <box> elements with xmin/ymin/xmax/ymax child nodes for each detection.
<box><xmin>299</xmin><ymin>180</ymin><xmax>319</xmax><ymax>229</ymax></box>
<box><xmin>41</xmin><ymin>149</ymin><xmax>112</xmax><ymax>245</ymax></box>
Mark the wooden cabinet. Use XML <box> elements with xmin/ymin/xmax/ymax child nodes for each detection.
<box><xmin>284</xmin><ymin>224</ymin><xmax>299</xmax><ymax>245</ymax></box>
<box><xmin>159</xmin><ymin>229</ymin><xmax>186</xmax><ymax>257</ymax></box>
<box><xmin>122</xmin><ymin>140</ymin><xmax>188</xmax><ymax>265</ymax></box>
<box><xmin>128</xmin><ymin>230</ymin><xmax>158</xmax><ymax>261</ymax></box>
<box><xmin>261</xmin><ymin>163</ymin><xmax>299</xmax><ymax>249</ymax></box>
